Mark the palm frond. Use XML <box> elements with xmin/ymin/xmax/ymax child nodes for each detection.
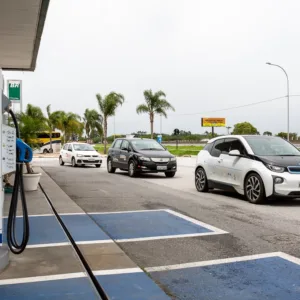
<box><xmin>136</xmin><ymin>104</ymin><xmax>149</xmax><ymax>114</ymax></box>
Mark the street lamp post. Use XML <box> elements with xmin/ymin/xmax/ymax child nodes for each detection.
<box><xmin>266</xmin><ymin>62</ymin><xmax>290</xmax><ymax>141</ymax></box>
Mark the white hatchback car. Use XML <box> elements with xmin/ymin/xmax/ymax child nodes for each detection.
<box><xmin>195</xmin><ymin>135</ymin><xmax>300</xmax><ymax>204</ymax></box>
<box><xmin>59</xmin><ymin>142</ymin><xmax>102</xmax><ymax>168</ymax></box>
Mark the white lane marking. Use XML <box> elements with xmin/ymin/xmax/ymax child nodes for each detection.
<box><xmin>116</xmin><ymin>232</ymin><xmax>224</xmax><ymax>243</ymax></box>
<box><xmin>26</xmin><ymin>242</ymin><xmax>70</xmax><ymax>248</ymax></box>
<box><xmin>145</xmin><ymin>252</ymin><xmax>300</xmax><ymax>272</ymax></box>
<box><xmin>25</xmin><ymin>240</ymin><xmax>114</xmax><ymax>248</ymax></box>
<box><xmin>93</xmin><ymin>268</ymin><xmax>142</xmax><ymax>276</ymax></box>
<box><xmin>164</xmin><ymin>209</ymin><xmax>228</xmax><ymax>234</ymax></box>
<box><xmin>0</xmin><ymin>268</ymin><xmax>144</xmax><ymax>285</ymax></box>
<box><xmin>88</xmin><ymin>209</ymin><xmax>165</xmax><ymax>215</ymax></box>
<box><xmin>3</xmin><ymin>214</ymin><xmax>53</xmax><ymax>218</ymax></box>
<box><xmin>76</xmin><ymin>240</ymin><xmax>113</xmax><ymax>245</ymax></box>
<box><xmin>59</xmin><ymin>212</ymin><xmax>86</xmax><ymax>216</ymax></box>
<box><xmin>0</xmin><ymin>272</ymin><xmax>86</xmax><ymax>285</ymax></box>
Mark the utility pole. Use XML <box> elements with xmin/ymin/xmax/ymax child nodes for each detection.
<box><xmin>266</xmin><ymin>62</ymin><xmax>290</xmax><ymax>141</ymax></box>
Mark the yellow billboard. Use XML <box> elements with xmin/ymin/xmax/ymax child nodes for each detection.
<box><xmin>201</xmin><ymin>118</ymin><xmax>226</xmax><ymax>127</ymax></box>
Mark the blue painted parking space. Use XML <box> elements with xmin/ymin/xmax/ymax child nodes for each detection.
<box><xmin>149</xmin><ymin>254</ymin><xmax>300</xmax><ymax>300</ymax></box>
<box><xmin>61</xmin><ymin>214</ymin><xmax>111</xmax><ymax>242</ymax></box>
<box><xmin>0</xmin><ymin>276</ymin><xmax>99</xmax><ymax>300</ymax></box>
<box><xmin>3</xmin><ymin>214</ymin><xmax>112</xmax><ymax>246</ymax></box>
<box><xmin>0</xmin><ymin>271</ymin><xmax>170</xmax><ymax>300</ymax></box>
<box><xmin>3</xmin><ymin>216</ymin><xmax>67</xmax><ymax>246</ymax></box>
<box><xmin>89</xmin><ymin>209</ymin><xmax>224</xmax><ymax>241</ymax></box>
<box><xmin>96</xmin><ymin>271</ymin><xmax>170</xmax><ymax>300</ymax></box>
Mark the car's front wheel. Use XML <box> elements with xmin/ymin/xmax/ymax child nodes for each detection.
<box><xmin>59</xmin><ymin>156</ymin><xmax>64</xmax><ymax>166</ymax></box>
<box><xmin>71</xmin><ymin>157</ymin><xmax>77</xmax><ymax>167</ymax></box>
<box><xmin>128</xmin><ymin>160</ymin><xmax>137</xmax><ymax>177</ymax></box>
<box><xmin>195</xmin><ymin>167</ymin><xmax>209</xmax><ymax>192</ymax></box>
<box><xmin>165</xmin><ymin>172</ymin><xmax>176</xmax><ymax>178</ymax></box>
<box><xmin>244</xmin><ymin>173</ymin><xmax>266</xmax><ymax>204</ymax></box>
<box><xmin>107</xmin><ymin>158</ymin><xmax>116</xmax><ymax>173</ymax></box>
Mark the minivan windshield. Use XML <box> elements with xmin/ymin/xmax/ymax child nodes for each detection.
<box><xmin>244</xmin><ymin>136</ymin><xmax>300</xmax><ymax>156</ymax></box>
<box><xmin>73</xmin><ymin>144</ymin><xmax>95</xmax><ymax>151</ymax></box>
<box><xmin>131</xmin><ymin>139</ymin><xmax>165</xmax><ymax>151</ymax></box>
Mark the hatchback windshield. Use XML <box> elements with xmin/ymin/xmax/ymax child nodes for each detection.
<box><xmin>73</xmin><ymin>144</ymin><xmax>95</xmax><ymax>151</ymax></box>
<box><xmin>131</xmin><ymin>139</ymin><xmax>165</xmax><ymax>151</ymax></box>
<box><xmin>244</xmin><ymin>136</ymin><xmax>300</xmax><ymax>156</ymax></box>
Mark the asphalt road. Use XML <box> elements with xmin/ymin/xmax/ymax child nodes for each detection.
<box><xmin>39</xmin><ymin>157</ymin><xmax>300</xmax><ymax>299</ymax></box>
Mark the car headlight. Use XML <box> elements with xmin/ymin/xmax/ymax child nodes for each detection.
<box><xmin>139</xmin><ymin>156</ymin><xmax>151</xmax><ymax>161</ymax></box>
<box><xmin>76</xmin><ymin>154</ymin><xmax>83</xmax><ymax>157</ymax></box>
<box><xmin>266</xmin><ymin>164</ymin><xmax>285</xmax><ymax>173</ymax></box>
<box><xmin>170</xmin><ymin>157</ymin><xmax>176</xmax><ymax>161</ymax></box>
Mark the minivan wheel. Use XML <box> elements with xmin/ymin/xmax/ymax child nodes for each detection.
<box><xmin>43</xmin><ymin>149</ymin><xmax>48</xmax><ymax>154</ymax></box>
<box><xmin>128</xmin><ymin>160</ymin><xmax>137</xmax><ymax>177</ymax></box>
<box><xmin>107</xmin><ymin>158</ymin><xmax>116</xmax><ymax>173</ymax></box>
<box><xmin>195</xmin><ymin>167</ymin><xmax>209</xmax><ymax>192</ymax></box>
<box><xmin>244</xmin><ymin>173</ymin><xmax>266</xmax><ymax>204</ymax></box>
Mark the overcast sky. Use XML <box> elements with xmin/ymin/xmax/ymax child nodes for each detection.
<box><xmin>4</xmin><ymin>0</ymin><xmax>300</xmax><ymax>136</ymax></box>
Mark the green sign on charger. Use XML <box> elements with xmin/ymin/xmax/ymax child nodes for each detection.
<box><xmin>8</xmin><ymin>80</ymin><xmax>22</xmax><ymax>101</ymax></box>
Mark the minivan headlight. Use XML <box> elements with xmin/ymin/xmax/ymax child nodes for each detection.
<box><xmin>170</xmin><ymin>157</ymin><xmax>176</xmax><ymax>161</ymax></box>
<box><xmin>266</xmin><ymin>164</ymin><xmax>285</xmax><ymax>173</ymax></box>
<box><xmin>77</xmin><ymin>154</ymin><xmax>83</xmax><ymax>157</ymax></box>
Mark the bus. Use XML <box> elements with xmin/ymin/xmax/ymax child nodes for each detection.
<box><xmin>30</xmin><ymin>131</ymin><xmax>62</xmax><ymax>154</ymax></box>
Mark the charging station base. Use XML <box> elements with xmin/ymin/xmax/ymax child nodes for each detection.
<box><xmin>0</xmin><ymin>247</ymin><xmax>9</xmax><ymax>274</ymax></box>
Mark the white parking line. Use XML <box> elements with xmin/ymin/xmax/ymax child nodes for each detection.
<box><xmin>25</xmin><ymin>240</ymin><xmax>114</xmax><ymax>248</ymax></box>
<box><xmin>0</xmin><ymin>268</ymin><xmax>143</xmax><ymax>285</ymax></box>
<box><xmin>145</xmin><ymin>252</ymin><xmax>300</xmax><ymax>272</ymax></box>
<box><xmin>116</xmin><ymin>231</ymin><xmax>225</xmax><ymax>243</ymax></box>
<box><xmin>0</xmin><ymin>272</ymin><xmax>86</xmax><ymax>285</ymax></box>
<box><xmin>93</xmin><ymin>268</ymin><xmax>142</xmax><ymax>276</ymax></box>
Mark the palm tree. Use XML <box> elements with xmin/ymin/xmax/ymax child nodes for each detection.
<box><xmin>53</xmin><ymin>111</ymin><xmax>81</xmax><ymax>143</ymax></box>
<box><xmin>83</xmin><ymin>108</ymin><xmax>103</xmax><ymax>141</ymax></box>
<box><xmin>45</xmin><ymin>105</ymin><xmax>62</xmax><ymax>152</ymax></box>
<box><xmin>136</xmin><ymin>90</ymin><xmax>175</xmax><ymax>139</ymax></box>
<box><xmin>96</xmin><ymin>92</ymin><xmax>125</xmax><ymax>154</ymax></box>
<box><xmin>19</xmin><ymin>104</ymin><xmax>47</xmax><ymax>173</ymax></box>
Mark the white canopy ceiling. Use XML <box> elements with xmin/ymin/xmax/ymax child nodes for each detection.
<box><xmin>0</xmin><ymin>0</ymin><xmax>50</xmax><ymax>71</ymax></box>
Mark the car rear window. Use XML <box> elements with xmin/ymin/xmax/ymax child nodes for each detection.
<box><xmin>203</xmin><ymin>143</ymin><xmax>213</xmax><ymax>153</ymax></box>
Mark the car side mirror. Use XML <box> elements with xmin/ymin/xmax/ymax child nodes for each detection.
<box><xmin>68</xmin><ymin>149</ymin><xmax>72</xmax><ymax>152</ymax></box>
<box><xmin>229</xmin><ymin>149</ymin><xmax>241</xmax><ymax>156</ymax></box>
<box><xmin>121</xmin><ymin>147</ymin><xmax>129</xmax><ymax>152</ymax></box>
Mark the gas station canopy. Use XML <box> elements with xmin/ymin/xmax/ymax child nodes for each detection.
<box><xmin>0</xmin><ymin>0</ymin><xmax>50</xmax><ymax>71</ymax></box>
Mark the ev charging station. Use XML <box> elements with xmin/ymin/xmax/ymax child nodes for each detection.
<box><xmin>0</xmin><ymin>69</ymin><xmax>10</xmax><ymax>271</ymax></box>
<box><xmin>0</xmin><ymin>68</ymin><xmax>33</xmax><ymax>272</ymax></box>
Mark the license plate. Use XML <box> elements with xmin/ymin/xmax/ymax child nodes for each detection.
<box><xmin>88</xmin><ymin>158</ymin><xmax>95</xmax><ymax>161</ymax></box>
<box><xmin>157</xmin><ymin>166</ymin><xmax>167</xmax><ymax>170</ymax></box>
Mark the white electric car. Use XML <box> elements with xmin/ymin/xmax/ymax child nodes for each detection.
<box><xmin>195</xmin><ymin>135</ymin><xmax>300</xmax><ymax>204</ymax></box>
<box><xmin>59</xmin><ymin>142</ymin><xmax>102</xmax><ymax>168</ymax></box>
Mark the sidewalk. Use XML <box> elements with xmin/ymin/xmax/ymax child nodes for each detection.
<box><xmin>0</xmin><ymin>168</ymin><xmax>169</xmax><ymax>299</ymax></box>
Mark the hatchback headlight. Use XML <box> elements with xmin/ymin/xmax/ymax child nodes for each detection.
<box><xmin>170</xmin><ymin>157</ymin><xmax>176</xmax><ymax>161</ymax></box>
<box><xmin>266</xmin><ymin>164</ymin><xmax>285</xmax><ymax>173</ymax></box>
<box><xmin>139</xmin><ymin>156</ymin><xmax>151</xmax><ymax>161</ymax></box>
<box><xmin>77</xmin><ymin>154</ymin><xmax>83</xmax><ymax>157</ymax></box>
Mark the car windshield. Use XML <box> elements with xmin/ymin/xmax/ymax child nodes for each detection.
<box><xmin>244</xmin><ymin>136</ymin><xmax>300</xmax><ymax>156</ymax></box>
<box><xmin>73</xmin><ymin>144</ymin><xmax>95</xmax><ymax>151</ymax></box>
<box><xmin>131</xmin><ymin>139</ymin><xmax>165</xmax><ymax>151</ymax></box>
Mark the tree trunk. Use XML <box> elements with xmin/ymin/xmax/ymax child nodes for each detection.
<box><xmin>104</xmin><ymin>117</ymin><xmax>107</xmax><ymax>154</ymax></box>
<box><xmin>150</xmin><ymin>113</ymin><xmax>154</xmax><ymax>139</ymax></box>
